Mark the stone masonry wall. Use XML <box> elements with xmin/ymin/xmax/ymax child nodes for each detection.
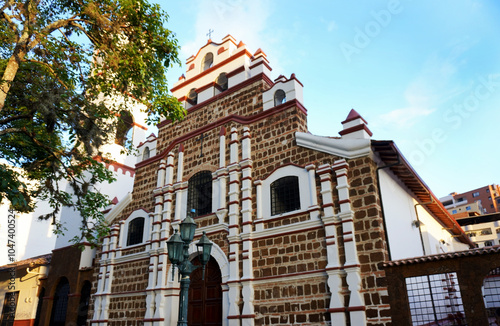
<box><xmin>349</xmin><ymin>157</ymin><xmax>391</xmax><ymax>326</ymax></box>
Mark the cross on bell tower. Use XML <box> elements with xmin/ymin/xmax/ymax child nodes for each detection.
<box><xmin>207</xmin><ymin>29</ymin><xmax>214</xmax><ymax>40</ymax></box>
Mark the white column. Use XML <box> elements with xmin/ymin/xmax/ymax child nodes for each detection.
<box><xmin>91</xmin><ymin>234</ymin><xmax>109</xmax><ymax>324</ymax></box>
<box><xmin>145</xmin><ymin>179</ymin><xmax>164</xmax><ymax>324</ymax></box>
<box><xmin>318</xmin><ymin>164</ymin><xmax>346</xmax><ymax>326</ymax></box>
<box><xmin>240</xmin><ymin>127</ymin><xmax>254</xmax><ymax>325</ymax></box>
<box><xmin>174</xmin><ymin>144</ymin><xmax>186</xmax><ymax>222</ymax></box>
<box><xmin>333</xmin><ymin>159</ymin><xmax>365</xmax><ymax>326</ymax></box>
<box><xmin>162</xmin><ymin>152</ymin><xmax>175</xmax><ymax>236</ymax></box>
<box><xmin>306</xmin><ymin>164</ymin><xmax>321</xmax><ymax>220</ymax></box>
<box><xmin>227</xmin><ymin>128</ymin><xmax>241</xmax><ymax>325</ymax></box>
<box><xmin>177</xmin><ymin>144</ymin><xmax>184</xmax><ymax>183</ymax></box>
<box><xmin>99</xmin><ymin>224</ymin><xmax>119</xmax><ymax>324</ymax></box>
<box><xmin>157</xmin><ymin>159</ymin><xmax>166</xmax><ymax>188</ymax></box>
<box><xmin>219</xmin><ymin>126</ymin><xmax>227</xmax><ymax>168</ymax></box>
<box><xmin>254</xmin><ymin>180</ymin><xmax>263</xmax><ymax>232</ymax></box>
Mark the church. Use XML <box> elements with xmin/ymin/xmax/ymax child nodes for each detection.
<box><xmin>83</xmin><ymin>35</ymin><xmax>472</xmax><ymax>326</ymax></box>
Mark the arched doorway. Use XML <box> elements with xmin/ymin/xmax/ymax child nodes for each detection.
<box><xmin>188</xmin><ymin>256</ymin><xmax>222</xmax><ymax>326</ymax></box>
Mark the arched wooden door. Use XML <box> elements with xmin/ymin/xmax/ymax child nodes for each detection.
<box><xmin>188</xmin><ymin>257</ymin><xmax>222</xmax><ymax>326</ymax></box>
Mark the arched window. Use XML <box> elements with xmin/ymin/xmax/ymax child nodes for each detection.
<box><xmin>270</xmin><ymin>176</ymin><xmax>300</xmax><ymax>216</ymax></box>
<box><xmin>187</xmin><ymin>171</ymin><xmax>213</xmax><ymax>217</ymax></box>
<box><xmin>142</xmin><ymin>147</ymin><xmax>150</xmax><ymax>160</ymax></box>
<box><xmin>34</xmin><ymin>287</ymin><xmax>45</xmax><ymax>326</ymax></box>
<box><xmin>50</xmin><ymin>278</ymin><xmax>70</xmax><ymax>326</ymax></box>
<box><xmin>77</xmin><ymin>281</ymin><xmax>91</xmax><ymax>326</ymax></box>
<box><xmin>215</xmin><ymin>73</ymin><xmax>228</xmax><ymax>92</ymax></box>
<box><xmin>127</xmin><ymin>217</ymin><xmax>145</xmax><ymax>246</ymax></box>
<box><xmin>202</xmin><ymin>53</ymin><xmax>214</xmax><ymax>71</ymax></box>
<box><xmin>115</xmin><ymin>110</ymin><xmax>134</xmax><ymax>145</ymax></box>
<box><xmin>1</xmin><ymin>292</ymin><xmax>19</xmax><ymax>325</ymax></box>
<box><xmin>483</xmin><ymin>267</ymin><xmax>500</xmax><ymax>314</ymax></box>
<box><xmin>187</xmin><ymin>88</ymin><xmax>198</xmax><ymax>106</ymax></box>
<box><xmin>274</xmin><ymin>89</ymin><xmax>286</xmax><ymax>106</ymax></box>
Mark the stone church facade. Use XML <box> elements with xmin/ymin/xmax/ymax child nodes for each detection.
<box><xmin>88</xmin><ymin>35</ymin><xmax>472</xmax><ymax>326</ymax></box>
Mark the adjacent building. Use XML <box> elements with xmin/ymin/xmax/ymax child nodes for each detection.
<box><xmin>458</xmin><ymin>213</ymin><xmax>500</xmax><ymax>247</ymax></box>
<box><xmin>441</xmin><ymin>184</ymin><xmax>500</xmax><ymax>216</ymax></box>
<box><xmin>0</xmin><ymin>254</ymin><xmax>50</xmax><ymax>326</ymax></box>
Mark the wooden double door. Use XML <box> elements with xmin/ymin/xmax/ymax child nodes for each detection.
<box><xmin>188</xmin><ymin>257</ymin><xmax>222</xmax><ymax>326</ymax></box>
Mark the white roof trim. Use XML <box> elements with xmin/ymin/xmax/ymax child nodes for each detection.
<box><xmin>295</xmin><ymin>132</ymin><xmax>371</xmax><ymax>159</ymax></box>
<box><xmin>105</xmin><ymin>192</ymin><xmax>133</xmax><ymax>224</ymax></box>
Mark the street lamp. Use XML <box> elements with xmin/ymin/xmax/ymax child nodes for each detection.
<box><xmin>167</xmin><ymin>210</ymin><xmax>213</xmax><ymax>326</ymax></box>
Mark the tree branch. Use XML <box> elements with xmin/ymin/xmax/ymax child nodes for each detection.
<box><xmin>0</xmin><ymin>113</ymin><xmax>33</xmax><ymax>125</ymax></box>
<box><xmin>23</xmin><ymin>59</ymin><xmax>70</xmax><ymax>90</ymax></box>
<box><xmin>0</xmin><ymin>127</ymin><xmax>25</xmax><ymax>136</ymax></box>
<box><xmin>0</xmin><ymin>9</ymin><xmax>18</xmax><ymax>36</ymax></box>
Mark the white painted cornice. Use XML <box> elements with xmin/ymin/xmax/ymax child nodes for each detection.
<box><xmin>104</xmin><ymin>192</ymin><xmax>133</xmax><ymax>224</ymax></box>
<box><xmin>295</xmin><ymin>132</ymin><xmax>371</xmax><ymax>159</ymax></box>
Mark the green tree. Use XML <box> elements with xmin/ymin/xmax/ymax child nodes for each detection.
<box><xmin>0</xmin><ymin>0</ymin><xmax>185</xmax><ymax>245</ymax></box>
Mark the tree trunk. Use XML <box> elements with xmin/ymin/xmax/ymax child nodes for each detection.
<box><xmin>0</xmin><ymin>29</ymin><xmax>30</xmax><ymax>112</ymax></box>
<box><xmin>0</xmin><ymin>54</ymin><xmax>22</xmax><ymax>111</ymax></box>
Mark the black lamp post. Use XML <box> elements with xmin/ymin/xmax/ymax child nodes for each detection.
<box><xmin>167</xmin><ymin>211</ymin><xmax>213</xmax><ymax>326</ymax></box>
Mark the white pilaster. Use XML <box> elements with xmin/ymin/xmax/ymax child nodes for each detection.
<box><xmin>254</xmin><ymin>180</ymin><xmax>263</xmax><ymax>232</ymax></box>
<box><xmin>333</xmin><ymin>159</ymin><xmax>365</xmax><ymax>325</ymax></box>
<box><xmin>145</xmin><ymin>186</ymin><xmax>163</xmax><ymax>324</ymax></box>
<box><xmin>176</xmin><ymin>144</ymin><xmax>184</xmax><ymax>183</ymax></box>
<box><xmin>157</xmin><ymin>159</ymin><xmax>166</xmax><ymax>188</ymax></box>
<box><xmin>306</xmin><ymin>164</ymin><xmax>320</xmax><ymax>220</ymax></box>
<box><xmin>91</xmin><ymin>234</ymin><xmax>109</xmax><ymax>324</ymax></box>
<box><xmin>219</xmin><ymin>126</ymin><xmax>227</xmax><ymax>168</ymax></box>
<box><xmin>227</xmin><ymin>128</ymin><xmax>241</xmax><ymax>325</ymax></box>
<box><xmin>99</xmin><ymin>224</ymin><xmax>119</xmax><ymax>324</ymax></box>
<box><xmin>318</xmin><ymin>164</ymin><xmax>346</xmax><ymax>326</ymax></box>
<box><xmin>173</xmin><ymin>145</ymin><xmax>186</xmax><ymax>222</ymax></box>
<box><xmin>240</xmin><ymin>127</ymin><xmax>254</xmax><ymax>325</ymax></box>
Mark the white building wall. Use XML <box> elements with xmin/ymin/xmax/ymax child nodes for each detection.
<box><xmin>0</xmin><ymin>179</ymin><xmax>63</xmax><ymax>265</ymax></box>
<box><xmin>379</xmin><ymin>168</ymin><xmax>469</xmax><ymax>260</ymax></box>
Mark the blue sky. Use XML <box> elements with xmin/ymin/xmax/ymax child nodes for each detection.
<box><xmin>160</xmin><ymin>0</ymin><xmax>500</xmax><ymax>198</ymax></box>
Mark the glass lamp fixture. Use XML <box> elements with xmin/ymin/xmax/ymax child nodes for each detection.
<box><xmin>196</xmin><ymin>231</ymin><xmax>213</xmax><ymax>280</ymax></box>
<box><xmin>180</xmin><ymin>211</ymin><xmax>197</xmax><ymax>243</ymax></box>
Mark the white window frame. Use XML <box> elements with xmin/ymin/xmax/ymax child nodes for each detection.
<box><xmin>120</xmin><ymin>209</ymin><xmax>151</xmax><ymax>248</ymax></box>
<box><xmin>260</xmin><ymin>165</ymin><xmax>311</xmax><ymax>219</ymax></box>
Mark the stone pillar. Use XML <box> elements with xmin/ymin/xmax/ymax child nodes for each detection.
<box><xmin>97</xmin><ymin>224</ymin><xmax>119</xmax><ymax>325</ymax></box>
<box><xmin>174</xmin><ymin>145</ymin><xmax>186</xmax><ymax>223</ymax></box>
<box><xmin>154</xmin><ymin>154</ymin><xmax>175</xmax><ymax>325</ymax></box>
<box><xmin>216</xmin><ymin>126</ymin><xmax>228</xmax><ymax>224</ymax></box>
<box><xmin>306</xmin><ymin>164</ymin><xmax>321</xmax><ymax>220</ymax></box>
<box><xmin>162</xmin><ymin>151</ymin><xmax>180</xmax><ymax>325</ymax></box>
<box><xmin>227</xmin><ymin>128</ymin><xmax>241</xmax><ymax>325</ymax></box>
<box><xmin>318</xmin><ymin>164</ymin><xmax>346</xmax><ymax>326</ymax></box>
<box><xmin>240</xmin><ymin>127</ymin><xmax>255</xmax><ymax>325</ymax></box>
<box><xmin>333</xmin><ymin>159</ymin><xmax>366</xmax><ymax>326</ymax></box>
<box><xmin>144</xmin><ymin>161</ymin><xmax>167</xmax><ymax>325</ymax></box>
<box><xmin>254</xmin><ymin>180</ymin><xmax>263</xmax><ymax>232</ymax></box>
<box><xmin>91</xmin><ymin>234</ymin><xmax>109</xmax><ymax>325</ymax></box>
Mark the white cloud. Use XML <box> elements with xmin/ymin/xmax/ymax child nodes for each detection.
<box><xmin>374</xmin><ymin>38</ymin><xmax>475</xmax><ymax>129</ymax></box>
<box><xmin>179</xmin><ymin>0</ymin><xmax>272</xmax><ymax>60</ymax></box>
<box><xmin>379</xmin><ymin>106</ymin><xmax>435</xmax><ymax>128</ymax></box>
